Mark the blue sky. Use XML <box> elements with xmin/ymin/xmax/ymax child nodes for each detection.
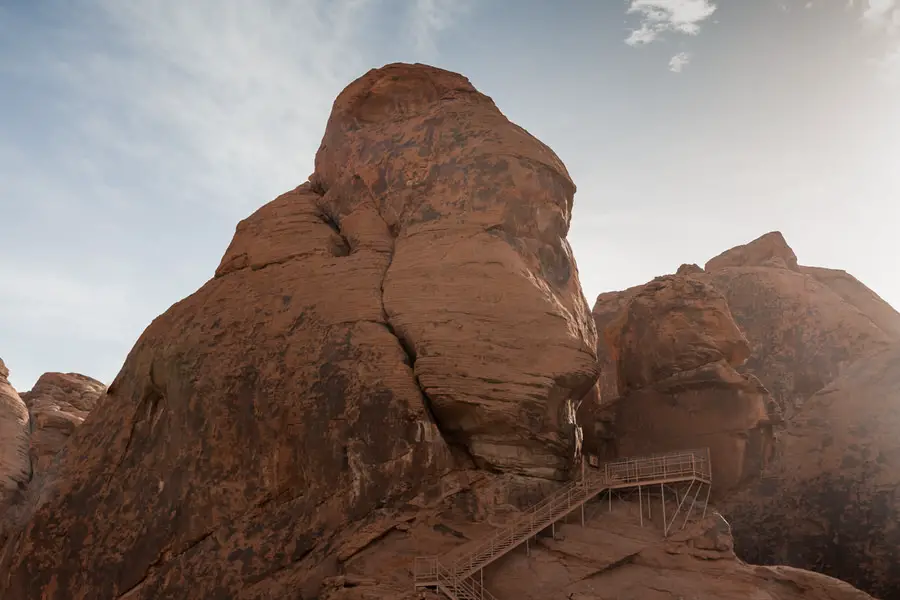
<box><xmin>1</xmin><ymin>0</ymin><xmax>898</xmax><ymax>391</ymax></box>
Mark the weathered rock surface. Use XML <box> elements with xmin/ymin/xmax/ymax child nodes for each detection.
<box><xmin>602</xmin><ymin>275</ymin><xmax>777</xmax><ymax>495</ymax></box>
<box><xmin>800</xmin><ymin>265</ymin><xmax>900</xmax><ymax>338</ymax></box>
<box><xmin>0</xmin><ymin>63</ymin><xmax>598</xmax><ymax>600</ymax></box>
<box><xmin>704</xmin><ymin>232</ymin><xmax>900</xmax><ymax>414</ymax></box>
<box><xmin>725</xmin><ymin>343</ymin><xmax>900</xmax><ymax>598</ymax></box>
<box><xmin>590</xmin><ymin>285</ymin><xmax>644</xmax><ymax>401</ymax></box>
<box><xmin>0</xmin><ymin>358</ymin><xmax>30</xmax><ymax>509</ymax></box>
<box><xmin>582</xmin><ymin>231</ymin><xmax>900</xmax><ymax>597</ymax></box>
<box><xmin>705</xmin><ymin>230</ymin><xmax>800</xmax><ymax>272</ymax></box>
<box><xmin>590</xmin><ymin>233</ymin><xmax>900</xmax><ymax>415</ymax></box>
<box><xmin>20</xmin><ymin>372</ymin><xmax>106</xmax><ymax>478</ymax></box>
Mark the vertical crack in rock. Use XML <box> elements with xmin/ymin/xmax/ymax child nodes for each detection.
<box><xmin>366</xmin><ymin>187</ymin><xmax>478</xmax><ymax>468</ymax></box>
<box><xmin>315</xmin><ymin>207</ymin><xmax>351</xmax><ymax>257</ymax></box>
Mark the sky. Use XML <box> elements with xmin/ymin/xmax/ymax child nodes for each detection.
<box><xmin>1</xmin><ymin>0</ymin><xmax>898</xmax><ymax>391</ymax></box>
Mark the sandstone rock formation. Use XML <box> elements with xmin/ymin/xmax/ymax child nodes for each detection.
<box><xmin>704</xmin><ymin>231</ymin><xmax>900</xmax><ymax>414</ymax></box>
<box><xmin>581</xmin><ymin>231</ymin><xmax>900</xmax><ymax>598</ymax></box>
<box><xmin>589</xmin><ymin>232</ymin><xmax>900</xmax><ymax>416</ymax></box>
<box><xmin>725</xmin><ymin>343</ymin><xmax>900</xmax><ymax>598</ymax></box>
<box><xmin>20</xmin><ymin>372</ymin><xmax>105</xmax><ymax>478</ymax></box>
<box><xmin>0</xmin><ymin>358</ymin><xmax>30</xmax><ymax>509</ymax></box>
<box><xmin>0</xmin><ymin>63</ymin><xmax>598</xmax><ymax>600</ymax></box>
<box><xmin>600</xmin><ymin>275</ymin><xmax>777</xmax><ymax>495</ymax></box>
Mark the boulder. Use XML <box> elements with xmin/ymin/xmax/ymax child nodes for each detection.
<box><xmin>20</xmin><ymin>372</ymin><xmax>106</xmax><ymax>478</ymax></box>
<box><xmin>0</xmin><ymin>358</ymin><xmax>30</xmax><ymax>509</ymax></box>
<box><xmin>602</xmin><ymin>275</ymin><xmax>777</xmax><ymax>495</ymax></box>
<box><xmin>0</xmin><ymin>63</ymin><xmax>598</xmax><ymax>600</ymax></box>
<box><xmin>724</xmin><ymin>343</ymin><xmax>900</xmax><ymax>598</ymax></box>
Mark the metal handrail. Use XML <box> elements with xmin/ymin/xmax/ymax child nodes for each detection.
<box><xmin>415</xmin><ymin>448</ymin><xmax>712</xmax><ymax>600</ymax></box>
<box><xmin>431</xmin><ymin>560</ymin><xmax>499</xmax><ymax>600</ymax></box>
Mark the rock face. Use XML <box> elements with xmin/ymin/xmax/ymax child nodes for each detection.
<box><xmin>705</xmin><ymin>231</ymin><xmax>800</xmax><ymax>272</ymax></box>
<box><xmin>0</xmin><ymin>358</ymin><xmax>30</xmax><ymax>509</ymax></box>
<box><xmin>704</xmin><ymin>232</ymin><xmax>900</xmax><ymax>414</ymax></box>
<box><xmin>590</xmin><ymin>285</ymin><xmax>644</xmax><ymax>401</ymax></box>
<box><xmin>583</xmin><ymin>231</ymin><xmax>900</xmax><ymax>597</ymax></box>
<box><xmin>591</xmin><ymin>233</ymin><xmax>900</xmax><ymax>416</ymax></box>
<box><xmin>602</xmin><ymin>275</ymin><xmax>777</xmax><ymax>495</ymax></box>
<box><xmin>0</xmin><ymin>63</ymin><xmax>598</xmax><ymax>600</ymax></box>
<box><xmin>20</xmin><ymin>372</ymin><xmax>105</xmax><ymax>478</ymax></box>
<box><xmin>725</xmin><ymin>343</ymin><xmax>900</xmax><ymax>598</ymax></box>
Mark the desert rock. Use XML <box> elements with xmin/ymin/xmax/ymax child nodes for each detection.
<box><xmin>725</xmin><ymin>343</ymin><xmax>900</xmax><ymax>598</ymax></box>
<box><xmin>704</xmin><ymin>232</ymin><xmax>900</xmax><ymax>414</ymax></box>
<box><xmin>582</xmin><ymin>231</ymin><xmax>900</xmax><ymax>597</ymax></box>
<box><xmin>590</xmin><ymin>232</ymin><xmax>900</xmax><ymax>416</ymax></box>
<box><xmin>20</xmin><ymin>372</ymin><xmax>106</xmax><ymax>478</ymax></box>
<box><xmin>602</xmin><ymin>275</ymin><xmax>777</xmax><ymax>495</ymax></box>
<box><xmin>0</xmin><ymin>63</ymin><xmax>598</xmax><ymax>600</ymax></box>
<box><xmin>0</xmin><ymin>358</ymin><xmax>30</xmax><ymax>509</ymax></box>
<box><xmin>705</xmin><ymin>230</ymin><xmax>800</xmax><ymax>272</ymax></box>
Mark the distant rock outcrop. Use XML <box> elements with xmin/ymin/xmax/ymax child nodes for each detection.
<box><xmin>0</xmin><ymin>359</ymin><xmax>30</xmax><ymax>510</ymax></box>
<box><xmin>704</xmin><ymin>232</ymin><xmax>899</xmax><ymax>415</ymax></box>
<box><xmin>0</xmin><ymin>63</ymin><xmax>598</xmax><ymax>600</ymax></box>
<box><xmin>705</xmin><ymin>230</ymin><xmax>800</xmax><ymax>272</ymax></box>
<box><xmin>20</xmin><ymin>372</ymin><xmax>105</xmax><ymax>478</ymax></box>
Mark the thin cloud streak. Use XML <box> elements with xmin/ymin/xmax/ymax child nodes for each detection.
<box><xmin>0</xmin><ymin>0</ymin><xmax>472</xmax><ymax>390</ymax></box>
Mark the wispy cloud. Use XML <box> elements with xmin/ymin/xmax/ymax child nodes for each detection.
<box><xmin>625</xmin><ymin>0</ymin><xmax>717</xmax><ymax>46</ymax></box>
<box><xmin>0</xmin><ymin>0</ymin><xmax>471</xmax><ymax>389</ymax></box>
<box><xmin>411</xmin><ymin>0</ymin><xmax>474</xmax><ymax>56</ymax></box>
<box><xmin>668</xmin><ymin>51</ymin><xmax>692</xmax><ymax>72</ymax></box>
<box><xmin>859</xmin><ymin>0</ymin><xmax>900</xmax><ymax>84</ymax></box>
<box><xmin>861</xmin><ymin>0</ymin><xmax>898</xmax><ymax>32</ymax></box>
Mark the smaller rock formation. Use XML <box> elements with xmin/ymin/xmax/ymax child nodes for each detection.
<box><xmin>588</xmin><ymin>232</ymin><xmax>900</xmax><ymax>417</ymax></box>
<box><xmin>603</xmin><ymin>275</ymin><xmax>777</xmax><ymax>495</ymax></box>
<box><xmin>20</xmin><ymin>372</ymin><xmax>106</xmax><ymax>478</ymax></box>
<box><xmin>0</xmin><ymin>358</ymin><xmax>30</xmax><ymax>509</ymax></box>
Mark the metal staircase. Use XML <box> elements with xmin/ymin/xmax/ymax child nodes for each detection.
<box><xmin>413</xmin><ymin>448</ymin><xmax>711</xmax><ymax>600</ymax></box>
